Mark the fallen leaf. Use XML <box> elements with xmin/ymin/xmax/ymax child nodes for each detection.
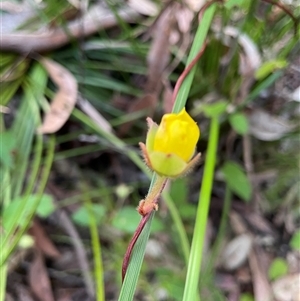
<box><xmin>29</xmin><ymin>219</ymin><xmax>61</xmax><ymax>259</ymax></box>
<box><xmin>272</xmin><ymin>274</ymin><xmax>300</xmax><ymax>301</ymax></box>
<box><xmin>162</xmin><ymin>80</ymin><xmax>173</xmax><ymax>113</ymax></box>
<box><xmin>77</xmin><ymin>96</ymin><xmax>113</xmax><ymax>134</ymax></box>
<box><xmin>146</xmin><ymin>6</ymin><xmax>174</xmax><ymax>93</ymax></box>
<box><xmin>249</xmin><ymin>245</ymin><xmax>273</xmax><ymax>301</ymax></box>
<box><xmin>221</xmin><ymin>233</ymin><xmax>253</xmax><ymax>270</ymax></box>
<box><xmin>175</xmin><ymin>6</ymin><xmax>194</xmax><ymax>33</ymax></box>
<box><xmin>184</xmin><ymin>0</ymin><xmax>205</xmax><ymax>12</ymax></box>
<box><xmin>222</xmin><ymin>26</ymin><xmax>261</xmax><ymax>71</ymax></box>
<box><xmin>0</xmin><ymin>5</ymin><xmax>139</xmax><ymax>53</ymax></box>
<box><xmin>128</xmin><ymin>0</ymin><xmax>158</xmax><ymax>16</ymax></box>
<box><xmin>38</xmin><ymin>57</ymin><xmax>78</xmax><ymax>134</ymax></box>
<box><xmin>15</xmin><ymin>284</ymin><xmax>35</xmax><ymax>301</ymax></box>
<box><xmin>28</xmin><ymin>250</ymin><xmax>55</xmax><ymax>301</ymax></box>
<box><xmin>248</xmin><ymin>109</ymin><xmax>295</xmax><ymax>141</ymax></box>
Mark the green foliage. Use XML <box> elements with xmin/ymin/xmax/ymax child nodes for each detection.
<box><xmin>0</xmin><ymin>131</ymin><xmax>16</xmax><ymax>168</ymax></box>
<box><xmin>156</xmin><ymin>268</ymin><xmax>184</xmax><ymax>301</ymax></box>
<box><xmin>268</xmin><ymin>258</ymin><xmax>288</xmax><ymax>280</ymax></box>
<box><xmin>112</xmin><ymin>206</ymin><xmax>164</xmax><ymax>234</ymax></box>
<box><xmin>202</xmin><ymin>101</ymin><xmax>228</xmax><ymax>118</ymax></box>
<box><xmin>240</xmin><ymin>293</ymin><xmax>255</xmax><ymax>301</ymax></box>
<box><xmin>72</xmin><ymin>204</ymin><xmax>106</xmax><ymax>227</ymax></box>
<box><xmin>229</xmin><ymin>112</ymin><xmax>249</xmax><ymax>135</ymax></box>
<box><xmin>290</xmin><ymin>230</ymin><xmax>300</xmax><ymax>251</ymax></box>
<box><xmin>255</xmin><ymin>59</ymin><xmax>287</xmax><ymax>80</ymax></box>
<box><xmin>3</xmin><ymin>194</ymin><xmax>55</xmax><ymax>230</ymax></box>
<box><xmin>224</xmin><ymin>0</ymin><xmax>251</xmax><ymax>10</ymax></box>
<box><xmin>170</xmin><ymin>179</ymin><xmax>195</xmax><ymax>219</ymax></box>
<box><xmin>221</xmin><ymin>161</ymin><xmax>252</xmax><ymax>202</ymax></box>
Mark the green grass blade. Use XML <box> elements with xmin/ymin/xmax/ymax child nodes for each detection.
<box><xmin>182</xmin><ymin>116</ymin><xmax>220</xmax><ymax>301</ymax></box>
<box><xmin>0</xmin><ymin>263</ymin><xmax>7</xmax><ymax>301</ymax></box>
<box><xmin>172</xmin><ymin>4</ymin><xmax>216</xmax><ymax>114</ymax></box>
<box><xmin>85</xmin><ymin>189</ymin><xmax>105</xmax><ymax>301</ymax></box>
<box><xmin>1</xmin><ymin>135</ymin><xmax>55</xmax><ymax>266</ymax></box>
<box><xmin>162</xmin><ymin>192</ymin><xmax>190</xmax><ymax>264</ymax></box>
<box><xmin>118</xmin><ymin>213</ymin><xmax>155</xmax><ymax>300</ymax></box>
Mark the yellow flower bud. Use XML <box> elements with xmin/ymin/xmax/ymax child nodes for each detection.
<box><xmin>140</xmin><ymin>108</ymin><xmax>200</xmax><ymax>178</ymax></box>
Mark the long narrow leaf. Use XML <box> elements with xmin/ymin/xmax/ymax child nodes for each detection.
<box><xmin>118</xmin><ymin>4</ymin><xmax>216</xmax><ymax>301</ymax></box>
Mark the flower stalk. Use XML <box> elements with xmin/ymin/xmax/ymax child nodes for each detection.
<box><xmin>122</xmin><ymin>176</ymin><xmax>168</xmax><ymax>281</ymax></box>
<box><xmin>122</xmin><ymin>108</ymin><xmax>201</xmax><ymax>281</ymax></box>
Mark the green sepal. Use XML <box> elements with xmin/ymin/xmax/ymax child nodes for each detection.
<box><xmin>145</xmin><ymin>120</ymin><xmax>158</xmax><ymax>152</ymax></box>
<box><xmin>149</xmin><ymin>151</ymin><xmax>187</xmax><ymax>178</ymax></box>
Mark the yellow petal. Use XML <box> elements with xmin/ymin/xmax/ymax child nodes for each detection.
<box><xmin>153</xmin><ymin>108</ymin><xmax>200</xmax><ymax>162</ymax></box>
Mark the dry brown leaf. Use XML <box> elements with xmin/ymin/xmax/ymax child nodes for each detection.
<box><xmin>146</xmin><ymin>6</ymin><xmax>174</xmax><ymax>93</ymax></box>
<box><xmin>0</xmin><ymin>5</ymin><xmax>139</xmax><ymax>53</ymax></box>
<box><xmin>29</xmin><ymin>250</ymin><xmax>55</xmax><ymax>301</ymax></box>
<box><xmin>15</xmin><ymin>285</ymin><xmax>35</xmax><ymax>301</ymax></box>
<box><xmin>162</xmin><ymin>80</ymin><xmax>173</xmax><ymax>113</ymax></box>
<box><xmin>38</xmin><ymin>57</ymin><xmax>77</xmax><ymax>134</ymax></box>
<box><xmin>77</xmin><ymin>96</ymin><xmax>113</xmax><ymax>134</ymax></box>
<box><xmin>175</xmin><ymin>6</ymin><xmax>194</xmax><ymax>34</ymax></box>
<box><xmin>184</xmin><ymin>0</ymin><xmax>205</xmax><ymax>12</ymax></box>
<box><xmin>221</xmin><ymin>233</ymin><xmax>253</xmax><ymax>270</ymax></box>
<box><xmin>248</xmin><ymin>109</ymin><xmax>296</xmax><ymax>141</ymax></box>
<box><xmin>128</xmin><ymin>0</ymin><xmax>158</xmax><ymax>16</ymax></box>
<box><xmin>249</xmin><ymin>245</ymin><xmax>272</xmax><ymax>301</ymax></box>
<box><xmin>29</xmin><ymin>219</ymin><xmax>61</xmax><ymax>259</ymax></box>
<box><xmin>222</xmin><ymin>26</ymin><xmax>261</xmax><ymax>71</ymax></box>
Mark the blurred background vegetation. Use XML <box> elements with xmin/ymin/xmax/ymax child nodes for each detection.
<box><xmin>0</xmin><ymin>0</ymin><xmax>299</xmax><ymax>300</ymax></box>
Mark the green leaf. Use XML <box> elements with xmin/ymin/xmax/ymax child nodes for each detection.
<box><xmin>3</xmin><ymin>194</ymin><xmax>54</xmax><ymax>231</ymax></box>
<box><xmin>112</xmin><ymin>206</ymin><xmax>164</xmax><ymax>234</ymax></box>
<box><xmin>240</xmin><ymin>293</ymin><xmax>255</xmax><ymax>301</ymax></box>
<box><xmin>0</xmin><ymin>131</ymin><xmax>16</xmax><ymax>168</ymax></box>
<box><xmin>229</xmin><ymin>112</ymin><xmax>249</xmax><ymax>135</ymax></box>
<box><xmin>255</xmin><ymin>60</ymin><xmax>287</xmax><ymax>80</ymax></box>
<box><xmin>221</xmin><ymin>161</ymin><xmax>252</xmax><ymax>201</ymax></box>
<box><xmin>225</xmin><ymin>0</ymin><xmax>251</xmax><ymax>9</ymax></box>
<box><xmin>170</xmin><ymin>178</ymin><xmax>188</xmax><ymax>203</ymax></box>
<box><xmin>36</xmin><ymin>194</ymin><xmax>55</xmax><ymax>218</ymax></box>
<box><xmin>202</xmin><ymin>101</ymin><xmax>228</xmax><ymax>118</ymax></box>
<box><xmin>290</xmin><ymin>230</ymin><xmax>300</xmax><ymax>251</ymax></box>
<box><xmin>72</xmin><ymin>204</ymin><xmax>106</xmax><ymax>227</ymax></box>
<box><xmin>268</xmin><ymin>257</ymin><xmax>288</xmax><ymax>280</ymax></box>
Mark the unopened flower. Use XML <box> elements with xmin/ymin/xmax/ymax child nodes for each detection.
<box><xmin>139</xmin><ymin>108</ymin><xmax>201</xmax><ymax>178</ymax></box>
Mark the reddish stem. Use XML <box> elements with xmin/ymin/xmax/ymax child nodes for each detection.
<box><xmin>171</xmin><ymin>40</ymin><xmax>208</xmax><ymax>105</ymax></box>
<box><xmin>122</xmin><ymin>212</ymin><xmax>151</xmax><ymax>282</ymax></box>
<box><xmin>122</xmin><ymin>178</ymin><xmax>168</xmax><ymax>281</ymax></box>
